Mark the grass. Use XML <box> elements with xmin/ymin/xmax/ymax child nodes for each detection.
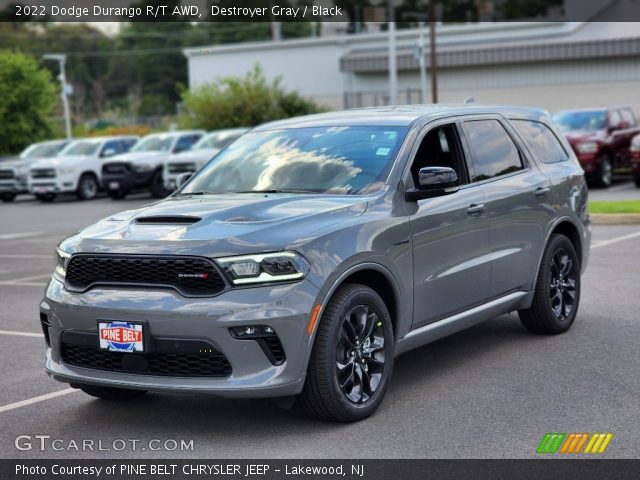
<box><xmin>589</xmin><ymin>200</ymin><xmax>640</xmax><ymax>214</ymax></box>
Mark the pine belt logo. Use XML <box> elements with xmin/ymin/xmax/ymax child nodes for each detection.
<box><xmin>537</xmin><ymin>432</ymin><xmax>613</xmax><ymax>454</ymax></box>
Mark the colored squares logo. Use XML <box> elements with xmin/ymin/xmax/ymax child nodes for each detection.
<box><xmin>537</xmin><ymin>433</ymin><xmax>613</xmax><ymax>454</ymax></box>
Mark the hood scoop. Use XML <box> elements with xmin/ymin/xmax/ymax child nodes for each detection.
<box><xmin>135</xmin><ymin>215</ymin><xmax>201</xmax><ymax>225</ymax></box>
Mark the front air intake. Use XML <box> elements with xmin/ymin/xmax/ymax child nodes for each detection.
<box><xmin>135</xmin><ymin>216</ymin><xmax>201</xmax><ymax>225</ymax></box>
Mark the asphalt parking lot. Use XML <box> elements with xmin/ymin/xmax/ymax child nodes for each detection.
<box><xmin>0</xmin><ymin>191</ymin><xmax>639</xmax><ymax>459</ymax></box>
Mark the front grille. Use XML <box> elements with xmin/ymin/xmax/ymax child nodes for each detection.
<box><xmin>65</xmin><ymin>255</ymin><xmax>226</xmax><ymax>297</ymax></box>
<box><xmin>167</xmin><ymin>162</ymin><xmax>196</xmax><ymax>174</ymax></box>
<box><xmin>61</xmin><ymin>343</ymin><xmax>232</xmax><ymax>377</ymax></box>
<box><xmin>31</xmin><ymin>168</ymin><xmax>56</xmax><ymax>179</ymax></box>
<box><xmin>0</xmin><ymin>169</ymin><xmax>14</xmax><ymax>180</ymax></box>
<box><xmin>102</xmin><ymin>162</ymin><xmax>131</xmax><ymax>175</ymax></box>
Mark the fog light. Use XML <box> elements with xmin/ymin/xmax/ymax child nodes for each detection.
<box><xmin>229</xmin><ymin>325</ymin><xmax>285</xmax><ymax>365</ymax></box>
<box><xmin>230</xmin><ymin>325</ymin><xmax>274</xmax><ymax>338</ymax></box>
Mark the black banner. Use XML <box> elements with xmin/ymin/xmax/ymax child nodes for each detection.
<box><xmin>3</xmin><ymin>460</ymin><xmax>640</xmax><ymax>480</ymax></box>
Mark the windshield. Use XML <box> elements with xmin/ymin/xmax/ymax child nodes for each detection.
<box><xmin>131</xmin><ymin>134</ymin><xmax>175</xmax><ymax>153</ymax></box>
<box><xmin>20</xmin><ymin>142</ymin><xmax>66</xmax><ymax>159</ymax></box>
<box><xmin>194</xmin><ymin>130</ymin><xmax>245</xmax><ymax>150</ymax></box>
<box><xmin>182</xmin><ymin>126</ymin><xmax>408</xmax><ymax>195</ymax></box>
<box><xmin>553</xmin><ymin>110</ymin><xmax>607</xmax><ymax>132</ymax></box>
<box><xmin>59</xmin><ymin>141</ymin><xmax>101</xmax><ymax>156</ymax></box>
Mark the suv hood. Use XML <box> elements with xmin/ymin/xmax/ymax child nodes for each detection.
<box><xmin>109</xmin><ymin>151</ymin><xmax>170</xmax><ymax>165</ymax></box>
<box><xmin>563</xmin><ymin>129</ymin><xmax>606</xmax><ymax>144</ymax></box>
<box><xmin>62</xmin><ymin>194</ymin><xmax>368</xmax><ymax>256</ymax></box>
<box><xmin>30</xmin><ymin>155</ymin><xmax>90</xmax><ymax>169</ymax></box>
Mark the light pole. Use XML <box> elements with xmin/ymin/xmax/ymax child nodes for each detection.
<box><xmin>387</xmin><ymin>0</ymin><xmax>397</xmax><ymax>105</ymax></box>
<box><xmin>43</xmin><ymin>54</ymin><xmax>72</xmax><ymax>139</ymax></box>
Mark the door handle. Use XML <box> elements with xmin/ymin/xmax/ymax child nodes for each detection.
<box><xmin>466</xmin><ymin>203</ymin><xmax>485</xmax><ymax>215</ymax></box>
<box><xmin>534</xmin><ymin>186</ymin><xmax>551</xmax><ymax>198</ymax></box>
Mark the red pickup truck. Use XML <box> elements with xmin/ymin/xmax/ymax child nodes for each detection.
<box><xmin>552</xmin><ymin>107</ymin><xmax>640</xmax><ymax>188</ymax></box>
<box><xmin>630</xmin><ymin>134</ymin><xmax>640</xmax><ymax>187</ymax></box>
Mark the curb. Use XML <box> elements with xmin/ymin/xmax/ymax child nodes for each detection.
<box><xmin>591</xmin><ymin>213</ymin><xmax>640</xmax><ymax>225</ymax></box>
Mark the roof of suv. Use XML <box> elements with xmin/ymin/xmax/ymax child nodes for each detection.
<box><xmin>255</xmin><ymin>104</ymin><xmax>548</xmax><ymax>130</ymax></box>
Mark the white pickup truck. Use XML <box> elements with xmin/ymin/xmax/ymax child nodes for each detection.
<box><xmin>101</xmin><ymin>130</ymin><xmax>205</xmax><ymax>199</ymax></box>
<box><xmin>28</xmin><ymin>136</ymin><xmax>138</xmax><ymax>202</ymax></box>
<box><xmin>0</xmin><ymin>140</ymin><xmax>69</xmax><ymax>202</ymax></box>
<box><xmin>163</xmin><ymin>128</ymin><xmax>248</xmax><ymax>192</ymax></box>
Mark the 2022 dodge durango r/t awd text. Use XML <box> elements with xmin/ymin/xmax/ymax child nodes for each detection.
<box><xmin>42</xmin><ymin>106</ymin><xmax>591</xmax><ymax>422</ymax></box>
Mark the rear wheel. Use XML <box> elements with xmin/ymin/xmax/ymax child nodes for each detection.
<box><xmin>149</xmin><ymin>170</ymin><xmax>168</xmax><ymax>198</ymax></box>
<box><xmin>301</xmin><ymin>284</ymin><xmax>394</xmax><ymax>422</ymax></box>
<box><xmin>519</xmin><ymin>234</ymin><xmax>580</xmax><ymax>334</ymax></box>
<box><xmin>594</xmin><ymin>155</ymin><xmax>612</xmax><ymax>188</ymax></box>
<box><xmin>1</xmin><ymin>192</ymin><xmax>16</xmax><ymax>202</ymax></box>
<box><xmin>76</xmin><ymin>173</ymin><xmax>99</xmax><ymax>200</ymax></box>
<box><xmin>76</xmin><ymin>384</ymin><xmax>147</xmax><ymax>400</ymax></box>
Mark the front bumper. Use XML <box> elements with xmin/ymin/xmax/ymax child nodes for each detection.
<box><xmin>29</xmin><ymin>174</ymin><xmax>77</xmax><ymax>194</ymax></box>
<box><xmin>0</xmin><ymin>179</ymin><xmax>27</xmax><ymax>194</ymax></box>
<box><xmin>102</xmin><ymin>171</ymin><xmax>155</xmax><ymax>192</ymax></box>
<box><xmin>41</xmin><ymin>277</ymin><xmax>320</xmax><ymax>397</ymax></box>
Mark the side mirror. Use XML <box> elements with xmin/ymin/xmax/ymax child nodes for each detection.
<box><xmin>405</xmin><ymin>166</ymin><xmax>459</xmax><ymax>201</ymax></box>
<box><xmin>175</xmin><ymin>172</ymin><xmax>193</xmax><ymax>189</ymax></box>
<box><xmin>101</xmin><ymin>148</ymin><xmax>116</xmax><ymax>158</ymax></box>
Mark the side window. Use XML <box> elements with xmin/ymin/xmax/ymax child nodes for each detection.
<box><xmin>410</xmin><ymin>124</ymin><xmax>468</xmax><ymax>186</ymax></box>
<box><xmin>621</xmin><ymin>109</ymin><xmax>636</xmax><ymax>127</ymax></box>
<box><xmin>174</xmin><ymin>134</ymin><xmax>201</xmax><ymax>153</ymax></box>
<box><xmin>511</xmin><ymin>120</ymin><xmax>568</xmax><ymax>164</ymax></box>
<box><xmin>100</xmin><ymin>140</ymin><xmax>122</xmax><ymax>157</ymax></box>
<box><xmin>122</xmin><ymin>138</ymin><xmax>137</xmax><ymax>151</ymax></box>
<box><xmin>609</xmin><ymin>110</ymin><xmax>622</xmax><ymax>128</ymax></box>
<box><xmin>461</xmin><ymin>120</ymin><xmax>524</xmax><ymax>182</ymax></box>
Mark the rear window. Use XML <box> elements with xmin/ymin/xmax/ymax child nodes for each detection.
<box><xmin>511</xmin><ymin>120</ymin><xmax>569</xmax><ymax>164</ymax></box>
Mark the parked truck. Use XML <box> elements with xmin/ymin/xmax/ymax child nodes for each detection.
<box><xmin>552</xmin><ymin>107</ymin><xmax>640</xmax><ymax>187</ymax></box>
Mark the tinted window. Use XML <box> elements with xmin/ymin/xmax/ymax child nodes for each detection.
<box><xmin>183</xmin><ymin>126</ymin><xmax>408</xmax><ymax>195</ymax></box>
<box><xmin>174</xmin><ymin>134</ymin><xmax>202</xmax><ymax>153</ymax></box>
<box><xmin>511</xmin><ymin>120</ymin><xmax>568</xmax><ymax>164</ymax></box>
<box><xmin>461</xmin><ymin>120</ymin><xmax>523</xmax><ymax>181</ymax></box>
<box><xmin>100</xmin><ymin>140</ymin><xmax>123</xmax><ymax>157</ymax></box>
<box><xmin>410</xmin><ymin>124</ymin><xmax>467</xmax><ymax>186</ymax></box>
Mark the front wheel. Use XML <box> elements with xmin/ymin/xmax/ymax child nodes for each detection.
<box><xmin>301</xmin><ymin>284</ymin><xmax>394</xmax><ymax>422</ymax></box>
<box><xmin>1</xmin><ymin>192</ymin><xmax>16</xmax><ymax>202</ymax></box>
<box><xmin>149</xmin><ymin>170</ymin><xmax>169</xmax><ymax>199</ymax></box>
<box><xmin>519</xmin><ymin>234</ymin><xmax>581</xmax><ymax>334</ymax></box>
<box><xmin>76</xmin><ymin>384</ymin><xmax>147</xmax><ymax>400</ymax></box>
<box><xmin>76</xmin><ymin>173</ymin><xmax>99</xmax><ymax>200</ymax></box>
<box><xmin>594</xmin><ymin>155</ymin><xmax>613</xmax><ymax>188</ymax></box>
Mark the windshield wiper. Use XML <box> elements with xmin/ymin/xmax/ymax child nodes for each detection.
<box><xmin>233</xmin><ymin>189</ymin><xmax>320</xmax><ymax>194</ymax></box>
<box><xmin>173</xmin><ymin>191</ymin><xmax>216</xmax><ymax>197</ymax></box>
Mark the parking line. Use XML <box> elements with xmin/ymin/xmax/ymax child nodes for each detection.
<box><xmin>591</xmin><ymin>231</ymin><xmax>640</xmax><ymax>250</ymax></box>
<box><xmin>0</xmin><ymin>388</ymin><xmax>78</xmax><ymax>414</ymax></box>
<box><xmin>0</xmin><ymin>254</ymin><xmax>51</xmax><ymax>259</ymax></box>
<box><xmin>0</xmin><ymin>232</ymin><xmax>45</xmax><ymax>240</ymax></box>
<box><xmin>0</xmin><ymin>329</ymin><xmax>43</xmax><ymax>338</ymax></box>
<box><xmin>0</xmin><ymin>274</ymin><xmax>50</xmax><ymax>286</ymax></box>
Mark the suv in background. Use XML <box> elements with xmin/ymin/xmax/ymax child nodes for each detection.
<box><xmin>28</xmin><ymin>136</ymin><xmax>138</xmax><ymax>202</ymax></box>
<box><xmin>43</xmin><ymin>106</ymin><xmax>590</xmax><ymax>422</ymax></box>
<box><xmin>163</xmin><ymin>128</ymin><xmax>248</xmax><ymax>192</ymax></box>
<box><xmin>553</xmin><ymin>107</ymin><xmax>640</xmax><ymax>187</ymax></box>
<box><xmin>101</xmin><ymin>130</ymin><xmax>205</xmax><ymax>199</ymax></box>
<box><xmin>0</xmin><ymin>140</ymin><xmax>69</xmax><ymax>202</ymax></box>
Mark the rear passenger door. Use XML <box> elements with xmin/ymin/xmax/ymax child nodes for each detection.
<box><xmin>459</xmin><ymin>118</ymin><xmax>553</xmax><ymax>297</ymax></box>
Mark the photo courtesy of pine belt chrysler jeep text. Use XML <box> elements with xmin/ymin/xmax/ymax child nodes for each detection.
<box><xmin>42</xmin><ymin>105</ymin><xmax>591</xmax><ymax>422</ymax></box>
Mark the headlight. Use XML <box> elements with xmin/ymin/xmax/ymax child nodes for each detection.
<box><xmin>215</xmin><ymin>251</ymin><xmax>310</xmax><ymax>285</ymax></box>
<box><xmin>58</xmin><ymin>167</ymin><xmax>76</xmax><ymax>175</ymax></box>
<box><xmin>576</xmin><ymin>142</ymin><xmax>599</xmax><ymax>154</ymax></box>
<box><xmin>54</xmin><ymin>248</ymin><xmax>71</xmax><ymax>281</ymax></box>
<box><xmin>134</xmin><ymin>163</ymin><xmax>154</xmax><ymax>173</ymax></box>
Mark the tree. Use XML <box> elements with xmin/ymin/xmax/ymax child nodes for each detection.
<box><xmin>180</xmin><ymin>65</ymin><xmax>324</xmax><ymax>130</ymax></box>
<box><xmin>0</xmin><ymin>50</ymin><xmax>57</xmax><ymax>155</ymax></box>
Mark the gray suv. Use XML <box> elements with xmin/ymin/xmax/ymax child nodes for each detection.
<box><xmin>42</xmin><ymin>106</ymin><xmax>591</xmax><ymax>422</ymax></box>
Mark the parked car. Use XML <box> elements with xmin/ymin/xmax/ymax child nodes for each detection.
<box><xmin>163</xmin><ymin>128</ymin><xmax>248</xmax><ymax>192</ymax></box>
<box><xmin>630</xmin><ymin>133</ymin><xmax>640</xmax><ymax>187</ymax></box>
<box><xmin>101</xmin><ymin>130</ymin><xmax>205</xmax><ymax>199</ymax></box>
<box><xmin>43</xmin><ymin>106</ymin><xmax>590</xmax><ymax>422</ymax></box>
<box><xmin>552</xmin><ymin>107</ymin><xmax>640</xmax><ymax>187</ymax></box>
<box><xmin>28</xmin><ymin>136</ymin><xmax>138</xmax><ymax>202</ymax></box>
<box><xmin>0</xmin><ymin>140</ymin><xmax>69</xmax><ymax>202</ymax></box>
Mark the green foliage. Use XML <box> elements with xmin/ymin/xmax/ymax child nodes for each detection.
<box><xmin>180</xmin><ymin>65</ymin><xmax>324</xmax><ymax>130</ymax></box>
<box><xmin>0</xmin><ymin>50</ymin><xmax>57</xmax><ymax>155</ymax></box>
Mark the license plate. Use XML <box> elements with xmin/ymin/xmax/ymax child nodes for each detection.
<box><xmin>35</xmin><ymin>187</ymin><xmax>49</xmax><ymax>193</ymax></box>
<box><xmin>109</xmin><ymin>181</ymin><xmax>120</xmax><ymax>190</ymax></box>
<box><xmin>98</xmin><ymin>321</ymin><xmax>144</xmax><ymax>353</ymax></box>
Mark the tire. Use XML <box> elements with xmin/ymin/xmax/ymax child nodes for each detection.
<box><xmin>519</xmin><ymin>234</ymin><xmax>581</xmax><ymax>335</ymax></box>
<box><xmin>1</xmin><ymin>192</ymin><xmax>16</xmax><ymax>202</ymax></box>
<box><xmin>594</xmin><ymin>155</ymin><xmax>612</xmax><ymax>188</ymax></box>
<box><xmin>149</xmin><ymin>170</ymin><xmax>168</xmax><ymax>199</ymax></box>
<box><xmin>634</xmin><ymin>173</ymin><xmax>640</xmax><ymax>188</ymax></box>
<box><xmin>76</xmin><ymin>173</ymin><xmax>99</xmax><ymax>200</ymax></box>
<box><xmin>35</xmin><ymin>193</ymin><xmax>56</xmax><ymax>203</ymax></box>
<box><xmin>76</xmin><ymin>384</ymin><xmax>147</xmax><ymax>400</ymax></box>
<box><xmin>108</xmin><ymin>189</ymin><xmax>127</xmax><ymax>200</ymax></box>
<box><xmin>301</xmin><ymin>283</ymin><xmax>394</xmax><ymax>422</ymax></box>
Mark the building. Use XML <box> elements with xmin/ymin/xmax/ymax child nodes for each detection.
<box><xmin>184</xmin><ymin>19</ymin><xmax>640</xmax><ymax>114</ymax></box>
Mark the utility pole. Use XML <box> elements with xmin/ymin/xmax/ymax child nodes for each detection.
<box><xmin>43</xmin><ymin>54</ymin><xmax>72</xmax><ymax>139</ymax></box>
<box><xmin>428</xmin><ymin>0</ymin><xmax>438</xmax><ymax>103</ymax></box>
<box><xmin>387</xmin><ymin>0</ymin><xmax>397</xmax><ymax>105</ymax></box>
